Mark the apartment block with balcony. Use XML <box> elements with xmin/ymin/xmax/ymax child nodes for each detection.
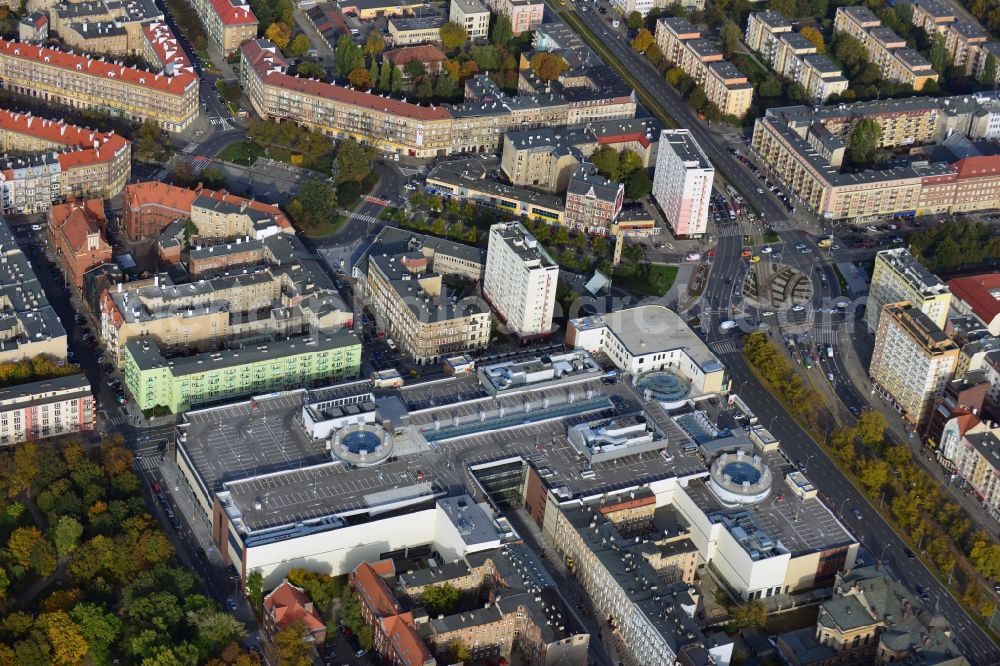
<box><xmin>191</xmin><ymin>0</ymin><xmax>257</xmax><ymax>54</ymax></box>
<box><xmin>448</xmin><ymin>0</ymin><xmax>489</xmax><ymax>40</ymax></box>
<box><xmin>0</xmin><ymin>39</ymin><xmax>196</xmax><ymax>131</ymax></box>
<box><xmin>655</xmin><ymin>17</ymin><xmax>754</xmax><ymax>118</ymax></box>
<box><xmin>746</xmin><ymin>14</ymin><xmax>849</xmax><ymax>104</ymax></box>
<box><xmin>483</xmin><ymin>222</ymin><xmax>558</xmax><ymax>340</ymax></box>
<box><xmin>744</xmin><ymin>10</ymin><xmax>792</xmax><ymax>57</ymax></box>
<box><xmin>870</xmin><ymin>301</ymin><xmax>959</xmax><ymax>427</ymax></box>
<box><xmin>0</xmin><ymin>108</ymin><xmax>130</xmax><ymax>212</ymax></box>
<box><xmin>749</xmin><ymin>97</ymin><xmax>1000</xmax><ymax>221</ymax></box>
<box><xmin>833</xmin><ymin>6</ymin><xmax>939</xmax><ymax>90</ymax></box>
<box><xmin>0</xmin><ymin>374</ymin><xmax>94</xmax><ymax>446</ymax></box>
<box><xmin>866</xmin><ymin>248</ymin><xmax>951</xmax><ymax>333</ymax></box>
<box><xmin>123</xmin><ymin>330</ymin><xmax>362</xmax><ymax>413</ymax></box>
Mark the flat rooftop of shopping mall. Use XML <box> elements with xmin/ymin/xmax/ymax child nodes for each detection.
<box><xmin>175</xmin><ymin>347</ymin><xmax>851</xmax><ymax>558</ymax></box>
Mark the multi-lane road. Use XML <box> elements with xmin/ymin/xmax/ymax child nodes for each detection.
<box><xmin>551</xmin><ymin>3</ymin><xmax>1000</xmax><ymax>661</ymax></box>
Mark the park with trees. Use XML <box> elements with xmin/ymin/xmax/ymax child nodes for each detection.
<box><xmin>0</xmin><ymin>436</ymin><xmax>253</xmax><ymax>664</ymax></box>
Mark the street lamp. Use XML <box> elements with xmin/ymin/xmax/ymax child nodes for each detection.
<box><xmin>878</xmin><ymin>544</ymin><xmax>891</xmax><ymax>564</ymax></box>
<box><xmin>769</xmin><ymin>415</ymin><xmax>780</xmax><ymax>432</ymax></box>
<box><xmin>839</xmin><ymin>497</ymin><xmax>850</xmax><ymax>516</ymax></box>
<box><xmin>804</xmin><ymin>454</ymin><xmax>815</xmax><ymax>472</ymax></box>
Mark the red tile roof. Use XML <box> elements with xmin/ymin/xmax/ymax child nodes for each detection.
<box><xmin>954</xmin><ymin>155</ymin><xmax>1000</xmax><ymax>179</ymax></box>
<box><xmin>951</xmin><ymin>409</ymin><xmax>982</xmax><ymax>436</ymax></box>
<box><xmin>142</xmin><ymin>22</ymin><xmax>193</xmax><ymax>74</ymax></box>
<box><xmin>382</xmin><ymin>613</ymin><xmax>433</xmax><ymax>666</ymax></box>
<box><xmin>596</xmin><ymin>132</ymin><xmax>651</xmax><ymax>149</ymax></box>
<box><xmin>264</xmin><ymin>581</ymin><xmax>326</xmax><ymax>633</ymax></box>
<box><xmin>948</xmin><ymin>273</ymin><xmax>1000</xmax><ymax>326</ymax></box>
<box><xmin>265</xmin><ymin>70</ymin><xmax>453</xmax><ymax>121</ymax></box>
<box><xmin>243</xmin><ymin>41</ymin><xmax>452</xmax><ymax>122</ymax></box>
<box><xmin>0</xmin><ymin>109</ymin><xmax>130</xmax><ymax>170</ymax></box>
<box><xmin>383</xmin><ymin>45</ymin><xmax>448</xmax><ymax>68</ymax></box>
<box><xmin>208</xmin><ymin>0</ymin><xmax>258</xmax><ymax>26</ymax></box>
<box><xmin>50</xmin><ymin>199</ymin><xmax>107</xmax><ymax>253</ymax></box>
<box><xmin>352</xmin><ymin>562</ymin><xmax>402</xmax><ymax>619</ymax></box>
<box><xmin>0</xmin><ymin>38</ymin><xmax>197</xmax><ymax>95</ymax></box>
<box><xmin>124</xmin><ymin>181</ymin><xmax>291</xmax><ymax>229</ymax></box>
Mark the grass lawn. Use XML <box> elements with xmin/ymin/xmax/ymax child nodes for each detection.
<box><xmin>732</xmin><ymin>53</ymin><xmax>769</xmax><ymax>83</ymax></box>
<box><xmin>298</xmin><ymin>214</ymin><xmax>345</xmax><ymax>238</ymax></box>
<box><xmin>763</xmin><ymin>230</ymin><xmax>780</xmax><ymax>243</ymax></box>
<box><xmin>617</xmin><ymin>265</ymin><xmax>678</xmax><ymax>296</ymax></box>
<box><xmin>219</xmin><ymin>140</ymin><xmax>265</xmax><ymax>166</ymax></box>
<box><xmin>379</xmin><ymin>207</ymin><xmax>398</xmax><ymax>220</ymax></box>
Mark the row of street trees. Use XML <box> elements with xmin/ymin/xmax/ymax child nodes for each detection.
<box><xmin>743</xmin><ymin>332</ymin><xmax>1000</xmax><ymax>624</ymax></box>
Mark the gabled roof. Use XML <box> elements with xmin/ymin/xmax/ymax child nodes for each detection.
<box><xmin>207</xmin><ymin>0</ymin><xmax>257</xmax><ymax>25</ymax></box>
<box><xmin>382</xmin><ymin>613</ymin><xmax>433</xmax><ymax>666</ymax></box>
<box><xmin>49</xmin><ymin>199</ymin><xmax>107</xmax><ymax>254</ymax></box>
<box><xmin>948</xmin><ymin>273</ymin><xmax>1000</xmax><ymax>325</ymax></box>
<box><xmin>0</xmin><ymin>109</ymin><xmax>130</xmax><ymax>170</ymax></box>
<box><xmin>264</xmin><ymin>581</ymin><xmax>325</xmax><ymax>633</ymax></box>
<box><xmin>0</xmin><ymin>38</ymin><xmax>196</xmax><ymax>94</ymax></box>
<box><xmin>352</xmin><ymin>561</ymin><xmax>402</xmax><ymax>618</ymax></box>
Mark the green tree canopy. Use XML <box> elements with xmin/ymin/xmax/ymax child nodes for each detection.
<box><xmin>847</xmin><ymin>117</ymin><xmax>881</xmax><ymax>166</ymax></box>
<box><xmin>440</xmin><ymin>22</ymin><xmax>468</xmax><ymax>52</ymax></box>
<box><xmin>491</xmin><ymin>13</ymin><xmax>512</xmax><ymax>45</ymax></box>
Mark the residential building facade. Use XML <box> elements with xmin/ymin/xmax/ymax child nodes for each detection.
<box><xmin>483</xmin><ymin>0</ymin><xmax>543</xmax><ymax>35</ymax></box>
<box><xmin>241</xmin><ymin>39</ymin><xmax>636</xmax><ymax>159</ymax></box>
<box><xmin>833</xmin><ymin>6</ymin><xmax>939</xmax><ymax>90</ymax></box>
<box><xmin>939</xmin><ymin>413</ymin><xmax>1000</xmax><ymax>520</ymax></box>
<box><xmin>750</xmin><ymin>97</ymin><xmax>1000</xmax><ymax>221</ymax></box>
<box><xmin>0</xmin><ymin>108</ymin><xmax>130</xmax><ymax>213</ymax></box>
<box><xmin>0</xmin><ymin>39</ymin><xmax>198</xmax><ymax>131</ymax></box>
<box><xmin>448</xmin><ymin>0</ymin><xmax>489</xmax><ymax>40</ymax></box>
<box><xmin>563</xmin><ymin>163</ymin><xmax>624</xmax><ymax>236</ymax></box>
<box><xmin>652</xmin><ymin>129</ymin><xmax>714</xmax><ymax>238</ymax></box>
<box><xmin>122</xmin><ymin>331</ymin><xmax>362</xmax><ymax>413</ymax></box>
<box><xmin>190</xmin><ymin>0</ymin><xmax>257</xmax><ymax>54</ymax></box>
<box><xmin>870</xmin><ymin>301</ymin><xmax>959</xmax><ymax>427</ymax></box>
<box><xmin>483</xmin><ymin>222</ymin><xmax>558</xmax><ymax>339</ymax></box>
<box><xmin>866</xmin><ymin>248</ymin><xmax>951</xmax><ymax>333</ymax></box>
<box><xmin>655</xmin><ymin>18</ymin><xmax>754</xmax><ymax>118</ymax></box>
<box><xmin>0</xmin><ymin>374</ymin><xmax>94</xmax><ymax>446</ymax></box>
<box><xmin>47</xmin><ymin>199</ymin><xmax>112</xmax><ymax>289</ymax></box>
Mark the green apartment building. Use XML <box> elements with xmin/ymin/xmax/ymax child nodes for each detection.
<box><xmin>122</xmin><ymin>331</ymin><xmax>362</xmax><ymax>413</ymax></box>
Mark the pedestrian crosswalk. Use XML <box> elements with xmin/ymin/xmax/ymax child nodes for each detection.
<box><xmin>351</xmin><ymin>212</ymin><xmax>381</xmax><ymax>225</ymax></box>
<box><xmin>209</xmin><ymin>117</ymin><xmax>233</xmax><ymax>129</ymax></box>
<box><xmin>104</xmin><ymin>414</ymin><xmax>128</xmax><ymax>428</ymax></box>
<box><xmin>363</xmin><ymin>195</ymin><xmax>391</xmax><ymax>206</ymax></box>
<box><xmin>717</xmin><ymin>225</ymin><xmax>743</xmax><ymax>238</ymax></box>
<box><xmin>767</xmin><ymin>219</ymin><xmax>799</xmax><ymax>231</ymax></box>
<box><xmin>711</xmin><ymin>339</ymin><xmax>742</xmax><ymax>356</ymax></box>
<box><xmin>133</xmin><ymin>455</ymin><xmax>161</xmax><ymax>473</ymax></box>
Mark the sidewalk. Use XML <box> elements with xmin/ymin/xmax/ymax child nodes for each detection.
<box><xmin>839</xmin><ymin>320</ymin><xmax>1000</xmax><ymax>540</ymax></box>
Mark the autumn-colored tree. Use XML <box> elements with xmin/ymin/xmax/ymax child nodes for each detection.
<box><xmin>632</xmin><ymin>28</ymin><xmax>654</xmax><ymax>53</ymax></box>
<box><xmin>363</xmin><ymin>31</ymin><xmax>385</xmax><ymax>56</ymax></box>
<box><xmin>53</xmin><ymin>515</ymin><xmax>84</xmax><ymax>557</ymax></box>
<box><xmin>800</xmin><ymin>26</ymin><xmax>825</xmax><ymax>53</ymax></box>
<box><xmin>347</xmin><ymin>67</ymin><xmax>373</xmax><ymax>89</ymax></box>
<box><xmin>288</xmin><ymin>34</ymin><xmax>312</xmax><ymax>57</ymax></box>
<box><xmin>273</xmin><ymin>620</ymin><xmax>312</xmax><ymax>666</ymax></box>
<box><xmin>38</xmin><ymin>611</ymin><xmax>89</xmax><ymax>666</ymax></box>
<box><xmin>8</xmin><ymin>525</ymin><xmax>45</xmax><ymax>569</ymax></box>
<box><xmin>529</xmin><ymin>52</ymin><xmax>568</xmax><ymax>82</ymax></box>
<box><xmin>8</xmin><ymin>440</ymin><xmax>38</xmax><ymax>498</ymax></box>
<box><xmin>440</xmin><ymin>21</ymin><xmax>468</xmax><ymax>52</ymax></box>
<box><xmin>264</xmin><ymin>22</ymin><xmax>292</xmax><ymax>50</ymax></box>
<box><xmin>102</xmin><ymin>443</ymin><xmax>134</xmax><ymax>478</ymax></box>
<box><xmin>40</xmin><ymin>588</ymin><xmax>83</xmax><ymax>612</ymax></box>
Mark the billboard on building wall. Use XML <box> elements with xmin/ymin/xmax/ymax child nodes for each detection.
<box><xmin>416</xmin><ymin>125</ymin><xmax>424</xmax><ymax>147</ymax></box>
